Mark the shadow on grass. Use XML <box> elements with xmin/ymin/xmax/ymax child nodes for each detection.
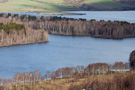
<box><xmin>21</xmin><ymin>1</ymin><xmax>135</xmax><ymax>12</ymax></box>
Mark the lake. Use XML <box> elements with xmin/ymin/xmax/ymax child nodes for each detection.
<box><xmin>0</xmin><ymin>34</ymin><xmax>135</xmax><ymax>78</ymax></box>
<box><xmin>0</xmin><ymin>11</ymin><xmax>135</xmax><ymax>78</ymax></box>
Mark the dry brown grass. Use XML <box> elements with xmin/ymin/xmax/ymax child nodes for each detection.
<box><xmin>3</xmin><ymin>72</ymin><xmax>131</xmax><ymax>90</ymax></box>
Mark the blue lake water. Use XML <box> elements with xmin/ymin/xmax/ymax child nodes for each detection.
<box><xmin>0</xmin><ymin>34</ymin><xmax>135</xmax><ymax>78</ymax></box>
<box><xmin>0</xmin><ymin>11</ymin><xmax>135</xmax><ymax>78</ymax></box>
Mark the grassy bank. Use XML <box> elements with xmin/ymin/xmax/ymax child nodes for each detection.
<box><xmin>2</xmin><ymin>72</ymin><xmax>133</xmax><ymax>90</ymax></box>
<box><xmin>0</xmin><ymin>0</ymin><xmax>134</xmax><ymax>14</ymax></box>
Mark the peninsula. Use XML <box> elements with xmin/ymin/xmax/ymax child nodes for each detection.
<box><xmin>0</xmin><ymin>16</ymin><xmax>48</xmax><ymax>47</ymax></box>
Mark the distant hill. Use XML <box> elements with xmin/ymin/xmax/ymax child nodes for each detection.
<box><xmin>0</xmin><ymin>0</ymin><xmax>135</xmax><ymax>14</ymax></box>
<box><xmin>113</xmin><ymin>0</ymin><xmax>135</xmax><ymax>6</ymax></box>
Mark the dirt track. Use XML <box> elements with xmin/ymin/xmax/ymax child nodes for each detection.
<box><xmin>0</xmin><ymin>0</ymin><xmax>8</xmax><ymax>3</ymax></box>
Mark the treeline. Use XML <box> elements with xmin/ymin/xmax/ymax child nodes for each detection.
<box><xmin>43</xmin><ymin>16</ymin><xmax>135</xmax><ymax>39</ymax></box>
<box><xmin>0</xmin><ymin>13</ymin><xmax>41</xmax><ymax>21</ymax></box>
<box><xmin>0</xmin><ymin>70</ymin><xmax>43</xmax><ymax>87</ymax></box>
<box><xmin>0</xmin><ymin>62</ymin><xmax>129</xmax><ymax>87</ymax></box>
<box><xmin>1</xmin><ymin>13</ymin><xmax>135</xmax><ymax>39</ymax></box>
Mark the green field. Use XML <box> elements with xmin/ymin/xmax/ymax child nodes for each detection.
<box><xmin>0</xmin><ymin>0</ymin><xmax>134</xmax><ymax>14</ymax></box>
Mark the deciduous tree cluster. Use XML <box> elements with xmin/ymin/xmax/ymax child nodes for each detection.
<box><xmin>0</xmin><ymin>62</ymin><xmax>129</xmax><ymax>87</ymax></box>
<box><xmin>43</xmin><ymin>17</ymin><xmax>135</xmax><ymax>39</ymax></box>
<box><xmin>0</xmin><ymin>18</ymin><xmax>48</xmax><ymax>47</ymax></box>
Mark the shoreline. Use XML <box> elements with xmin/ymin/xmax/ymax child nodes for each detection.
<box><xmin>1</xmin><ymin>9</ymin><xmax>135</xmax><ymax>16</ymax></box>
<box><xmin>0</xmin><ymin>40</ymin><xmax>49</xmax><ymax>48</ymax></box>
<box><xmin>49</xmin><ymin>33</ymin><xmax>135</xmax><ymax>39</ymax></box>
<box><xmin>0</xmin><ymin>11</ymin><xmax>86</xmax><ymax>16</ymax></box>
